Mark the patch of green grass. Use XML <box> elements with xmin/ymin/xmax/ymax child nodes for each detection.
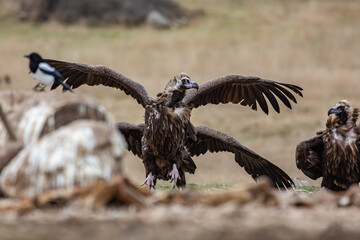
<box><xmin>154</xmin><ymin>183</ymin><xmax>234</xmax><ymax>191</ymax></box>
<box><xmin>188</xmin><ymin>183</ymin><xmax>234</xmax><ymax>191</ymax></box>
<box><xmin>295</xmin><ymin>186</ymin><xmax>320</xmax><ymax>194</ymax></box>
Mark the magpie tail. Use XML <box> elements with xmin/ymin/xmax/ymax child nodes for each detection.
<box><xmin>56</xmin><ymin>78</ymin><xmax>74</xmax><ymax>93</ymax></box>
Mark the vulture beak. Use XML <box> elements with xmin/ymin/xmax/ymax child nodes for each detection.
<box><xmin>328</xmin><ymin>107</ymin><xmax>342</xmax><ymax>116</ymax></box>
<box><xmin>24</xmin><ymin>55</ymin><xmax>30</xmax><ymax>58</ymax></box>
<box><xmin>184</xmin><ymin>81</ymin><xmax>199</xmax><ymax>90</ymax></box>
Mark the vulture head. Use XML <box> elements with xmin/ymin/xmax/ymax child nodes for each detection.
<box><xmin>158</xmin><ymin>73</ymin><xmax>199</xmax><ymax>106</ymax></box>
<box><xmin>327</xmin><ymin>100</ymin><xmax>358</xmax><ymax>128</ymax></box>
<box><xmin>164</xmin><ymin>73</ymin><xmax>199</xmax><ymax>92</ymax></box>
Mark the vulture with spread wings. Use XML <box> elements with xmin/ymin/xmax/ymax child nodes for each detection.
<box><xmin>296</xmin><ymin>100</ymin><xmax>360</xmax><ymax>191</ymax></box>
<box><xmin>45</xmin><ymin>59</ymin><xmax>303</xmax><ymax>190</ymax></box>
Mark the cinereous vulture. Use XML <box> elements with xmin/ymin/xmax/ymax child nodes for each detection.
<box><xmin>45</xmin><ymin>58</ymin><xmax>303</xmax><ymax>190</ymax></box>
<box><xmin>296</xmin><ymin>100</ymin><xmax>360</xmax><ymax>191</ymax></box>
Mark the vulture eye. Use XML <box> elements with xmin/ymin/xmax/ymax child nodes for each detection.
<box><xmin>339</xmin><ymin>106</ymin><xmax>345</xmax><ymax>110</ymax></box>
<box><xmin>181</xmin><ymin>78</ymin><xmax>189</xmax><ymax>84</ymax></box>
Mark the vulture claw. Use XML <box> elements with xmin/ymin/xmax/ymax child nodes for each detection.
<box><xmin>141</xmin><ymin>172</ymin><xmax>155</xmax><ymax>191</ymax></box>
<box><xmin>169</xmin><ymin>164</ymin><xmax>181</xmax><ymax>187</ymax></box>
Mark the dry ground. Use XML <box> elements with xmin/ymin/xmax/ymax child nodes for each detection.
<box><xmin>0</xmin><ymin>0</ymin><xmax>360</xmax><ymax>239</ymax></box>
<box><xmin>1</xmin><ymin>187</ymin><xmax>360</xmax><ymax>240</ymax></box>
<box><xmin>0</xmin><ymin>205</ymin><xmax>360</xmax><ymax>240</ymax></box>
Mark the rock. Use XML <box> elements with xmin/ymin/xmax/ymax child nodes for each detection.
<box><xmin>0</xmin><ymin>91</ymin><xmax>127</xmax><ymax>199</ymax></box>
<box><xmin>147</xmin><ymin>11</ymin><xmax>170</xmax><ymax>28</ymax></box>
<box><xmin>0</xmin><ymin>91</ymin><xmax>108</xmax><ymax>145</ymax></box>
<box><xmin>0</xmin><ymin>141</ymin><xmax>23</xmax><ymax>173</ymax></box>
<box><xmin>0</xmin><ymin>120</ymin><xmax>125</xmax><ymax>199</ymax></box>
<box><xmin>17</xmin><ymin>0</ymin><xmax>201</xmax><ymax>26</ymax></box>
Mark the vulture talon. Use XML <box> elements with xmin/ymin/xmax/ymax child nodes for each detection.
<box><xmin>169</xmin><ymin>163</ymin><xmax>181</xmax><ymax>187</ymax></box>
<box><xmin>141</xmin><ymin>172</ymin><xmax>155</xmax><ymax>190</ymax></box>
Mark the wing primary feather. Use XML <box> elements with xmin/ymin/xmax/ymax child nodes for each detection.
<box><xmin>240</xmin><ymin>86</ymin><xmax>248</xmax><ymax>106</ymax></box>
<box><xmin>245</xmin><ymin>86</ymin><xmax>258</xmax><ymax>111</ymax></box>
<box><xmin>232</xmin><ymin>85</ymin><xmax>241</xmax><ymax>104</ymax></box>
<box><xmin>283</xmin><ymin>83</ymin><xmax>303</xmax><ymax>97</ymax></box>
<box><xmin>267</xmin><ymin>85</ymin><xmax>292</xmax><ymax>109</ymax></box>
<box><xmin>251</xmin><ymin>86</ymin><xmax>269</xmax><ymax>115</ymax></box>
<box><xmin>274</xmin><ymin>84</ymin><xmax>298</xmax><ymax>103</ymax></box>
<box><xmin>258</xmin><ymin>85</ymin><xmax>280</xmax><ymax>113</ymax></box>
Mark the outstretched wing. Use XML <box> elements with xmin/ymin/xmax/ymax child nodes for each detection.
<box><xmin>116</xmin><ymin>122</ymin><xmax>144</xmax><ymax>158</ymax></box>
<box><xmin>183</xmin><ymin>75</ymin><xmax>303</xmax><ymax>114</ymax></box>
<box><xmin>45</xmin><ymin>59</ymin><xmax>153</xmax><ymax>108</ymax></box>
<box><xmin>186</xmin><ymin>126</ymin><xmax>294</xmax><ymax>189</ymax></box>
<box><xmin>295</xmin><ymin>131</ymin><xmax>324</xmax><ymax>180</ymax></box>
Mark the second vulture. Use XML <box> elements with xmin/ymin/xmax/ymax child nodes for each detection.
<box><xmin>296</xmin><ymin>100</ymin><xmax>360</xmax><ymax>191</ymax></box>
<box><xmin>45</xmin><ymin>58</ymin><xmax>303</xmax><ymax>190</ymax></box>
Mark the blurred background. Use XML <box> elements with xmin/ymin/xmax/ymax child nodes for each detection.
<box><xmin>0</xmin><ymin>0</ymin><xmax>359</xmax><ymax>188</ymax></box>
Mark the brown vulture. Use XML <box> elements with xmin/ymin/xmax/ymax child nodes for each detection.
<box><xmin>44</xmin><ymin>58</ymin><xmax>303</xmax><ymax>190</ymax></box>
<box><xmin>296</xmin><ymin>100</ymin><xmax>360</xmax><ymax>191</ymax></box>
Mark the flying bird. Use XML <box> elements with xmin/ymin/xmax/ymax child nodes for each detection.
<box><xmin>44</xmin><ymin>58</ymin><xmax>303</xmax><ymax>190</ymax></box>
<box><xmin>24</xmin><ymin>52</ymin><xmax>73</xmax><ymax>92</ymax></box>
<box><xmin>296</xmin><ymin>100</ymin><xmax>360</xmax><ymax>191</ymax></box>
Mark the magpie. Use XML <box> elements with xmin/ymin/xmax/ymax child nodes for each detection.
<box><xmin>24</xmin><ymin>52</ymin><xmax>73</xmax><ymax>92</ymax></box>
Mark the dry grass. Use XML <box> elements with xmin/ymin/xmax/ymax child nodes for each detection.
<box><xmin>0</xmin><ymin>0</ymin><xmax>359</xmax><ymax>188</ymax></box>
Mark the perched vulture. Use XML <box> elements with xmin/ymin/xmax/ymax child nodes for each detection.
<box><xmin>296</xmin><ymin>100</ymin><xmax>360</xmax><ymax>191</ymax></box>
<box><xmin>45</xmin><ymin>58</ymin><xmax>303</xmax><ymax>189</ymax></box>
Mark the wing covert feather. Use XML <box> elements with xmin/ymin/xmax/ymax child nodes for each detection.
<box><xmin>45</xmin><ymin>59</ymin><xmax>153</xmax><ymax>108</ymax></box>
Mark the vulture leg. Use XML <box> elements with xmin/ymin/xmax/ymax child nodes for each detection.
<box><xmin>169</xmin><ymin>163</ymin><xmax>181</xmax><ymax>188</ymax></box>
<box><xmin>177</xmin><ymin>168</ymin><xmax>186</xmax><ymax>189</ymax></box>
<box><xmin>321</xmin><ymin>176</ymin><xmax>346</xmax><ymax>191</ymax></box>
<box><xmin>141</xmin><ymin>172</ymin><xmax>156</xmax><ymax>191</ymax></box>
<box><xmin>141</xmin><ymin>145</ymin><xmax>157</xmax><ymax>190</ymax></box>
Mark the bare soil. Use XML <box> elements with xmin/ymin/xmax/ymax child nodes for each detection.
<box><xmin>1</xmin><ymin>194</ymin><xmax>360</xmax><ymax>240</ymax></box>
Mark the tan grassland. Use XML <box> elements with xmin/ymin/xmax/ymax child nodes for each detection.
<box><xmin>0</xmin><ymin>0</ymin><xmax>359</xmax><ymax>188</ymax></box>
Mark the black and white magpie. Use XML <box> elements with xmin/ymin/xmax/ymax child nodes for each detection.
<box><xmin>24</xmin><ymin>52</ymin><xmax>73</xmax><ymax>92</ymax></box>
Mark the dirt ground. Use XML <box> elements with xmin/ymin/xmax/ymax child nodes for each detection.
<box><xmin>1</xmin><ymin>0</ymin><xmax>360</xmax><ymax>239</ymax></box>
<box><xmin>1</xmin><ymin>191</ymin><xmax>360</xmax><ymax>240</ymax></box>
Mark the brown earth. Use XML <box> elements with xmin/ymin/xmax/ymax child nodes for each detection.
<box><xmin>0</xmin><ymin>207</ymin><xmax>359</xmax><ymax>240</ymax></box>
<box><xmin>1</xmin><ymin>183</ymin><xmax>360</xmax><ymax>240</ymax></box>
